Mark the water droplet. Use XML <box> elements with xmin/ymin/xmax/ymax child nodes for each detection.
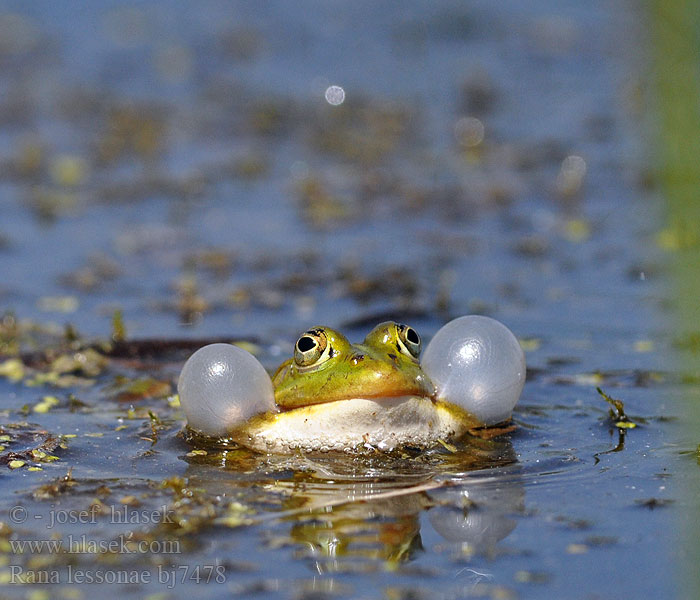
<box><xmin>454</xmin><ymin>117</ymin><xmax>484</xmax><ymax>147</ymax></box>
<box><xmin>324</xmin><ymin>85</ymin><xmax>345</xmax><ymax>106</ymax></box>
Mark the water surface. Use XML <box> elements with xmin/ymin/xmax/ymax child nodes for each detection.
<box><xmin>0</xmin><ymin>2</ymin><xmax>693</xmax><ymax>598</ymax></box>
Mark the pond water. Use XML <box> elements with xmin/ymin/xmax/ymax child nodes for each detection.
<box><xmin>0</xmin><ymin>2</ymin><xmax>697</xmax><ymax>599</ymax></box>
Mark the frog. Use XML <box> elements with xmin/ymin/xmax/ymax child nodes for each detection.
<box><xmin>230</xmin><ymin>321</ymin><xmax>481</xmax><ymax>453</ymax></box>
<box><xmin>179</xmin><ymin>315</ymin><xmax>525</xmax><ymax>454</ymax></box>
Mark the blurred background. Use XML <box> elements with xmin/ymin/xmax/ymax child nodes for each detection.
<box><xmin>0</xmin><ymin>1</ymin><xmax>658</xmax><ymax>342</ymax></box>
<box><xmin>1</xmin><ymin>1</ymin><xmax>699</xmax><ymax>599</ymax></box>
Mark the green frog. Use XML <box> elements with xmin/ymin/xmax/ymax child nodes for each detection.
<box><xmin>231</xmin><ymin>322</ymin><xmax>480</xmax><ymax>453</ymax></box>
<box><xmin>180</xmin><ymin>315</ymin><xmax>525</xmax><ymax>453</ymax></box>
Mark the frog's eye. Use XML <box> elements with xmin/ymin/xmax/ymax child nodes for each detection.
<box><xmin>294</xmin><ymin>329</ymin><xmax>330</xmax><ymax>367</ymax></box>
<box><xmin>397</xmin><ymin>324</ymin><xmax>421</xmax><ymax>359</ymax></box>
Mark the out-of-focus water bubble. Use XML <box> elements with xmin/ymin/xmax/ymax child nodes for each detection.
<box><xmin>455</xmin><ymin>116</ymin><xmax>485</xmax><ymax>147</ymax></box>
<box><xmin>324</xmin><ymin>85</ymin><xmax>346</xmax><ymax>106</ymax></box>
<box><xmin>556</xmin><ymin>154</ymin><xmax>587</xmax><ymax>196</ymax></box>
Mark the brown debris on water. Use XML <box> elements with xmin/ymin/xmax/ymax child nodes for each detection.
<box><xmin>634</xmin><ymin>497</ymin><xmax>674</xmax><ymax>510</ymax></box>
<box><xmin>0</xmin><ymin>422</ymin><xmax>65</xmax><ymax>468</ymax></box>
<box><xmin>95</xmin><ymin>103</ymin><xmax>167</xmax><ymax>164</ymax></box>
<box><xmin>468</xmin><ymin>422</ymin><xmax>517</xmax><ymax>440</ymax></box>
<box><xmin>107</xmin><ymin>376</ymin><xmax>172</xmax><ymax>403</ymax></box>
<box><xmin>295</xmin><ymin>176</ymin><xmax>354</xmax><ymax>229</ymax></box>
<box><xmin>309</xmin><ymin>97</ymin><xmax>416</xmax><ymax>165</ymax></box>
<box><xmin>338</xmin><ymin>263</ymin><xmax>420</xmax><ymax>305</ymax></box>
<box><xmin>32</xmin><ymin>469</ymin><xmax>77</xmax><ymax>500</ymax></box>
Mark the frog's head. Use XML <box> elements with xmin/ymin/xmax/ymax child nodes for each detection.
<box><xmin>272</xmin><ymin>321</ymin><xmax>436</xmax><ymax>409</ymax></box>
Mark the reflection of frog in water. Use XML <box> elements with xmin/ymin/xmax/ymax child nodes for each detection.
<box><xmin>183</xmin><ymin>438</ymin><xmax>524</xmax><ymax>572</ymax></box>
<box><xmin>285</xmin><ymin>452</ymin><xmax>524</xmax><ymax>571</ymax></box>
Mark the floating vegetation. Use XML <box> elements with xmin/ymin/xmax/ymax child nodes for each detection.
<box><xmin>0</xmin><ymin>357</ymin><xmax>24</xmax><ymax>382</ymax></box>
<box><xmin>32</xmin><ymin>469</ymin><xmax>77</xmax><ymax>500</ymax></box>
<box><xmin>32</xmin><ymin>395</ymin><xmax>60</xmax><ymax>413</ymax></box>
<box><xmin>596</xmin><ymin>387</ymin><xmax>639</xmax><ymax>429</ymax></box>
<box><xmin>310</xmin><ymin>98</ymin><xmax>415</xmax><ymax>165</ymax></box>
<box><xmin>295</xmin><ymin>176</ymin><xmax>354</xmax><ymax>230</ymax></box>
<box><xmin>0</xmin><ymin>312</ymin><xmax>20</xmax><ymax>356</ymax></box>
<box><xmin>592</xmin><ymin>387</ymin><xmax>645</xmax><ymax>465</ymax></box>
<box><xmin>15</xmin><ymin>347</ymin><xmax>109</xmax><ymax>388</ymax></box>
<box><xmin>107</xmin><ymin>376</ymin><xmax>172</xmax><ymax>403</ymax></box>
<box><xmin>140</xmin><ymin>409</ymin><xmax>169</xmax><ymax>445</ymax></box>
<box><xmin>544</xmin><ymin>369</ymin><xmax>665</xmax><ymax>388</ymax></box>
<box><xmin>111</xmin><ymin>308</ymin><xmax>126</xmax><ymax>342</ymax></box>
<box><xmin>634</xmin><ymin>497</ymin><xmax>675</xmax><ymax>510</ymax></box>
<box><xmin>0</xmin><ymin>422</ymin><xmax>65</xmax><ymax>468</ymax></box>
<box><xmin>96</xmin><ymin>103</ymin><xmax>167</xmax><ymax>164</ymax></box>
<box><xmin>437</xmin><ymin>439</ymin><xmax>458</xmax><ymax>453</ymax></box>
<box><xmin>678</xmin><ymin>444</ymin><xmax>700</xmax><ymax>467</ymax></box>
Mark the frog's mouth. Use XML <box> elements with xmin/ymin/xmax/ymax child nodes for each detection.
<box><xmin>277</xmin><ymin>390</ymin><xmax>435</xmax><ymax>411</ymax></box>
<box><xmin>276</xmin><ymin>375</ymin><xmax>436</xmax><ymax>410</ymax></box>
<box><xmin>273</xmin><ymin>357</ymin><xmax>437</xmax><ymax>409</ymax></box>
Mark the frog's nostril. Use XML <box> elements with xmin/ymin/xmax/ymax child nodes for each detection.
<box><xmin>351</xmin><ymin>353</ymin><xmax>365</xmax><ymax>364</ymax></box>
